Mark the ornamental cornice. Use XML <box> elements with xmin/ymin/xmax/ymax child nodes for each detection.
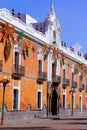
<box><xmin>0</xmin><ymin>8</ymin><xmax>47</xmax><ymax>44</ymax></box>
<box><xmin>0</xmin><ymin>8</ymin><xmax>12</xmax><ymax>22</ymax></box>
<box><xmin>60</xmin><ymin>46</ymin><xmax>87</xmax><ymax>65</ymax></box>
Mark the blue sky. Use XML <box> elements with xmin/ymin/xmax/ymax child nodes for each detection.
<box><xmin>0</xmin><ymin>0</ymin><xmax>87</xmax><ymax>53</ymax></box>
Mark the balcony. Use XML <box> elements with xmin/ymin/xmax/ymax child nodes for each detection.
<box><xmin>71</xmin><ymin>81</ymin><xmax>77</xmax><ymax>88</ymax></box>
<box><xmin>52</xmin><ymin>74</ymin><xmax>61</xmax><ymax>84</ymax></box>
<box><xmin>62</xmin><ymin>78</ymin><xmax>70</xmax><ymax>89</ymax></box>
<box><xmin>37</xmin><ymin>71</ymin><xmax>47</xmax><ymax>83</ymax></box>
<box><xmin>79</xmin><ymin>84</ymin><xmax>84</xmax><ymax>92</ymax></box>
<box><xmin>12</xmin><ymin>65</ymin><xmax>25</xmax><ymax>79</ymax></box>
<box><xmin>0</xmin><ymin>60</ymin><xmax>3</xmax><ymax>72</ymax></box>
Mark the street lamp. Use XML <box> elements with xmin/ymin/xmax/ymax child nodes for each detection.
<box><xmin>0</xmin><ymin>76</ymin><xmax>10</xmax><ymax>125</ymax></box>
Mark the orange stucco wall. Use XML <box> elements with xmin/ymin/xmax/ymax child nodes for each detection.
<box><xmin>0</xmin><ymin>23</ymin><xmax>87</xmax><ymax>112</ymax></box>
<box><xmin>59</xmin><ymin>56</ymin><xmax>87</xmax><ymax>109</ymax></box>
<box><xmin>0</xmin><ymin>30</ymin><xmax>48</xmax><ymax>110</ymax></box>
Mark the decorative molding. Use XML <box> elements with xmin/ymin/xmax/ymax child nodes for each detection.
<box><xmin>0</xmin><ymin>8</ymin><xmax>47</xmax><ymax>43</ymax></box>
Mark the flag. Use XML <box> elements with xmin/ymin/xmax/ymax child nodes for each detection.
<box><xmin>62</xmin><ymin>58</ymin><xmax>65</xmax><ymax>65</ymax></box>
<box><xmin>19</xmin><ymin>31</ymin><xmax>24</xmax><ymax>39</ymax></box>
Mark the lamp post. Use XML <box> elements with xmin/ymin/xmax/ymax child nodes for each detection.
<box><xmin>0</xmin><ymin>76</ymin><xmax>10</xmax><ymax>125</ymax></box>
<box><xmin>71</xmin><ymin>91</ymin><xmax>74</xmax><ymax>116</ymax></box>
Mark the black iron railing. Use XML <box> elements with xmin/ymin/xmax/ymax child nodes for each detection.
<box><xmin>79</xmin><ymin>83</ymin><xmax>84</xmax><ymax>92</ymax></box>
<box><xmin>52</xmin><ymin>74</ymin><xmax>61</xmax><ymax>84</ymax></box>
<box><xmin>12</xmin><ymin>65</ymin><xmax>25</xmax><ymax>76</ymax></box>
<box><xmin>72</xmin><ymin>81</ymin><xmax>77</xmax><ymax>88</ymax></box>
<box><xmin>62</xmin><ymin>78</ymin><xmax>70</xmax><ymax>88</ymax></box>
<box><xmin>37</xmin><ymin>71</ymin><xmax>47</xmax><ymax>81</ymax></box>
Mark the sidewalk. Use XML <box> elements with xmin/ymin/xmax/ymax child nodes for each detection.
<box><xmin>0</xmin><ymin>116</ymin><xmax>87</xmax><ymax>130</ymax></box>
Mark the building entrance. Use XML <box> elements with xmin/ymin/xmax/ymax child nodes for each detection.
<box><xmin>51</xmin><ymin>89</ymin><xmax>58</xmax><ymax>115</ymax></box>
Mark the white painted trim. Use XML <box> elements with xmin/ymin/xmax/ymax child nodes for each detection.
<box><xmin>56</xmin><ymin>59</ymin><xmax>60</xmax><ymax>76</ymax></box>
<box><xmin>47</xmin><ymin>52</ymin><xmax>52</xmax><ymax>82</ymax></box>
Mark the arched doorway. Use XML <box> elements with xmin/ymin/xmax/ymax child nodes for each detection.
<box><xmin>51</xmin><ymin>89</ymin><xmax>58</xmax><ymax>115</ymax></box>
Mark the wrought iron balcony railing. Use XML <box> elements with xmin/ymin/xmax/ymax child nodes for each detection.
<box><xmin>62</xmin><ymin>78</ymin><xmax>70</xmax><ymax>89</ymax></box>
<box><xmin>72</xmin><ymin>81</ymin><xmax>77</xmax><ymax>88</ymax></box>
<box><xmin>79</xmin><ymin>84</ymin><xmax>84</xmax><ymax>92</ymax></box>
<box><xmin>0</xmin><ymin>60</ymin><xmax>3</xmax><ymax>72</ymax></box>
<box><xmin>37</xmin><ymin>71</ymin><xmax>47</xmax><ymax>81</ymax></box>
<box><xmin>52</xmin><ymin>74</ymin><xmax>61</xmax><ymax>84</ymax></box>
<box><xmin>12</xmin><ymin>65</ymin><xmax>25</xmax><ymax>76</ymax></box>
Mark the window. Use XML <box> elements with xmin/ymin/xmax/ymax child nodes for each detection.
<box><xmin>72</xmin><ymin>72</ymin><xmax>74</xmax><ymax>82</ymax></box>
<box><xmin>79</xmin><ymin>96</ymin><xmax>82</xmax><ymax>113</ymax></box>
<box><xmin>63</xmin><ymin>94</ymin><xmax>66</xmax><ymax>108</ymax></box>
<box><xmin>79</xmin><ymin>75</ymin><xmax>82</xmax><ymax>88</ymax></box>
<box><xmin>63</xmin><ymin>69</ymin><xmax>66</xmax><ymax>80</ymax></box>
<box><xmin>52</xmin><ymin>63</ymin><xmax>56</xmax><ymax>75</ymax></box>
<box><xmin>13</xmin><ymin>89</ymin><xmax>19</xmax><ymax>110</ymax></box>
<box><xmin>15</xmin><ymin>51</ymin><xmax>19</xmax><ymax>67</ymax></box>
<box><xmin>37</xmin><ymin>91</ymin><xmax>42</xmax><ymax>109</ymax></box>
<box><xmin>53</xmin><ymin>31</ymin><xmax>56</xmax><ymax>43</ymax></box>
<box><xmin>38</xmin><ymin>60</ymin><xmax>42</xmax><ymax>73</ymax></box>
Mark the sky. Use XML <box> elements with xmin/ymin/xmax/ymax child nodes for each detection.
<box><xmin>0</xmin><ymin>0</ymin><xmax>87</xmax><ymax>54</ymax></box>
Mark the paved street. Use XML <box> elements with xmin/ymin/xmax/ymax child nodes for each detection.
<box><xmin>0</xmin><ymin>117</ymin><xmax>87</xmax><ymax>130</ymax></box>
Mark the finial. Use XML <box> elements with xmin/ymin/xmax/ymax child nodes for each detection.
<box><xmin>50</xmin><ymin>0</ymin><xmax>54</xmax><ymax>14</ymax></box>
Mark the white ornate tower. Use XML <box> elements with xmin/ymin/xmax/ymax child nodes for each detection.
<box><xmin>44</xmin><ymin>2</ymin><xmax>61</xmax><ymax>49</ymax></box>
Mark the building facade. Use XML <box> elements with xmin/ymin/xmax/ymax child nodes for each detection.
<box><xmin>0</xmin><ymin>4</ymin><xmax>87</xmax><ymax>117</ymax></box>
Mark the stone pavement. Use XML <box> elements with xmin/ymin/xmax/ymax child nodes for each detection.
<box><xmin>0</xmin><ymin>117</ymin><xmax>87</xmax><ymax>130</ymax></box>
